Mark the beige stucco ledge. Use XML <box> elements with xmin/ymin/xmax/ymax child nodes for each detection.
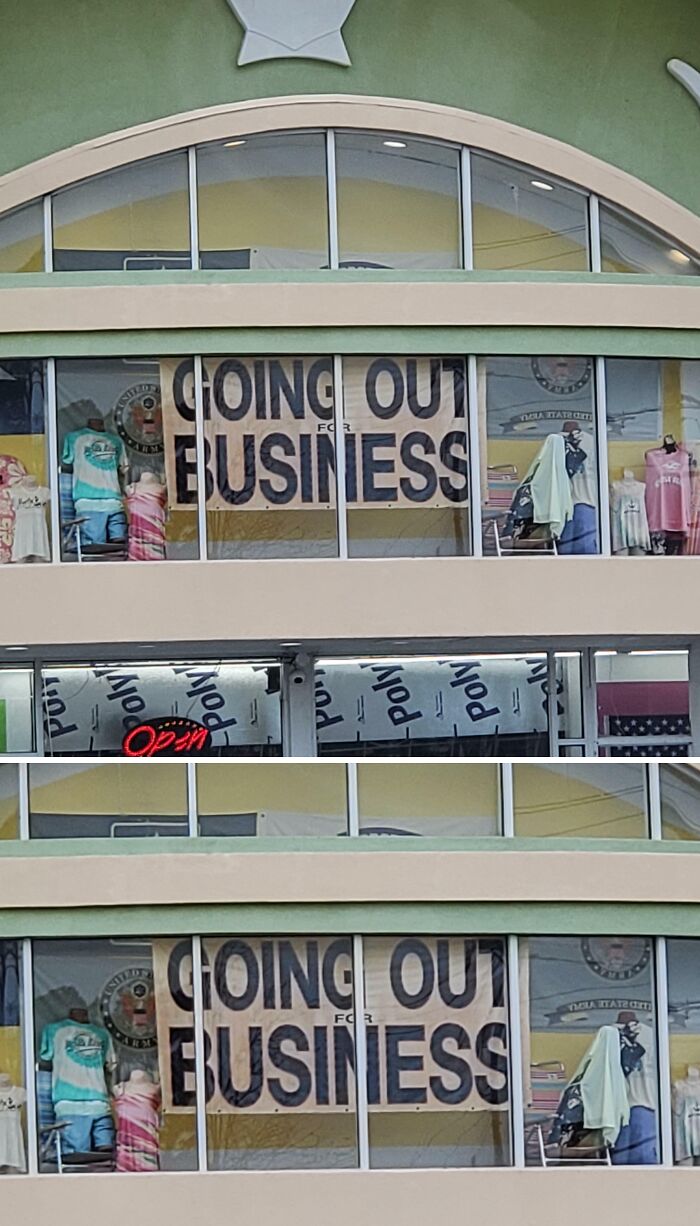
<box><xmin>0</xmin><ymin>849</ymin><xmax>697</xmax><ymax>910</ymax></box>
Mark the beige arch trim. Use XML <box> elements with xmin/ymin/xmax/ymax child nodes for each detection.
<box><xmin>0</xmin><ymin>94</ymin><xmax>698</xmax><ymax>256</ymax></box>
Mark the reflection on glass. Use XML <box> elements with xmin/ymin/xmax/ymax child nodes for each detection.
<box><xmin>0</xmin><ymin>940</ymin><xmax>25</xmax><ymax>1174</ymax></box>
<box><xmin>42</xmin><ymin>662</ymin><xmax>282</xmax><ymax>756</ymax></box>
<box><xmin>555</xmin><ymin>653</ymin><xmax>584</xmax><ymax>741</ymax></box>
<box><xmin>0</xmin><ymin>360</ymin><xmax>50</xmax><ymax>566</ymax></box>
<box><xmin>202</xmin><ymin>935</ymin><xmax>357</xmax><ymax>1169</ymax></box>
<box><xmin>0</xmin><ymin>670</ymin><xmax>34</xmax><ymax>754</ymax></box>
<box><xmin>52</xmin><ymin>153</ymin><xmax>190</xmax><ymax>271</ymax></box>
<box><xmin>513</xmin><ymin>763</ymin><xmax>647</xmax><ymax>838</ymax></box>
<box><xmin>0</xmin><ymin>766</ymin><xmax>19</xmax><ymax>840</ymax></box>
<box><xmin>315</xmin><ymin>656</ymin><xmax>552</xmax><ymax>756</ymax></box>
<box><xmin>202</xmin><ymin>355</ymin><xmax>337</xmax><ymax>559</ymax></box>
<box><xmin>197</xmin><ymin>763</ymin><xmax>347</xmax><ymax>835</ymax></box>
<box><xmin>0</xmin><ymin>201</ymin><xmax>43</xmax><ymax>273</ymax></box>
<box><xmin>660</xmin><ymin>765</ymin><xmax>700</xmax><ymax>841</ymax></box>
<box><xmin>55</xmin><ymin>357</ymin><xmax>198</xmax><ymax>562</ymax></box>
<box><xmin>667</xmin><ymin>939</ymin><xmax>700</xmax><ymax>1165</ymax></box>
<box><xmin>600</xmin><ymin>203</ymin><xmax>700</xmax><ymax>277</ymax></box>
<box><xmin>524</xmin><ymin>935</ymin><xmax>658</xmax><ymax>1166</ymax></box>
<box><xmin>471</xmin><ymin>155</ymin><xmax>589</xmax><ymax>271</ymax></box>
<box><xmin>363</xmin><ymin>935</ymin><xmax>510</xmax><ymax>1167</ymax></box>
<box><xmin>29</xmin><ymin>763</ymin><xmax>188</xmax><ymax>838</ymax></box>
<box><xmin>197</xmin><ymin>132</ymin><xmax>329</xmax><ymax>270</ymax></box>
<box><xmin>343</xmin><ymin>355</ymin><xmax>470</xmax><ymax>558</ymax></box>
<box><xmin>33</xmin><ymin>937</ymin><xmax>198</xmax><ymax>1172</ymax></box>
<box><xmin>358</xmin><ymin>763</ymin><xmax>500</xmax><ymax>835</ymax></box>
<box><xmin>335</xmin><ymin>132</ymin><xmax>461</xmax><ymax>270</ymax></box>
<box><xmin>595</xmin><ymin>650</ymin><xmax>690</xmax><ymax>756</ymax></box>
<box><xmin>480</xmin><ymin>356</ymin><xmax>598</xmax><ymax>556</ymax></box>
<box><xmin>606</xmin><ymin>359</ymin><xmax>700</xmax><ymax>558</ymax></box>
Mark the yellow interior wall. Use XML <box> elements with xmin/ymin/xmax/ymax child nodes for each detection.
<box><xmin>53</xmin><ymin>191</ymin><xmax>190</xmax><ymax>251</ymax></box>
<box><xmin>513</xmin><ymin>766</ymin><xmax>647</xmax><ymax>838</ymax></box>
<box><xmin>198</xmin><ymin>179</ymin><xmax>328</xmax><ymax>252</ymax></box>
<box><xmin>485</xmin><ymin>437</ymin><xmax>543</xmax><ymax>487</ymax></box>
<box><xmin>358</xmin><ymin>763</ymin><xmax>500</xmax><ymax>824</ymax></box>
<box><xmin>196</xmin><ymin>763</ymin><xmax>347</xmax><ymax>817</ymax></box>
<box><xmin>0</xmin><ymin>1028</ymin><xmax>23</xmax><ymax>1086</ymax></box>
<box><xmin>0</xmin><ymin>234</ymin><xmax>43</xmax><ymax>273</ymax></box>
<box><xmin>0</xmin><ymin>791</ymin><xmax>19</xmax><ymax>839</ymax></box>
<box><xmin>207</xmin><ymin>509</ymin><xmax>336</xmax><ymax>546</ymax></box>
<box><xmin>670</xmin><ymin>1036</ymin><xmax>700</xmax><ymax>1083</ymax></box>
<box><xmin>528</xmin><ymin>1030</ymin><xmax>595</xmax><ymax>1098</ymax></box>
<box><xmin>30</xmin><ymin>764</ymin><xmax>188</xmax><ymax>815</ymax></box>
<box><xmin>337</xmin><ymin>182</ymin><xmax>460</xmax><ymax>255</ymax></box>
<box><xmin>207</xmin><ymin>1112</ymin><xmax>355</xmax><ymax>1154</ymax></box>
<box><xmin>473</xmin><ymin>206</ymin><xmax>588</xmax><ymax>272</ymax></box>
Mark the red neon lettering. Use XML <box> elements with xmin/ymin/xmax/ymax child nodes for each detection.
<box><xmin>123</xmin><ymin>724</ymin><xmax>157</xmax><ymax>757</ymax></box>
<box><xmin>189</xmin><ymin>727</ymin><xmax>209</xmax><ymax>752</ymax></box>
<box><xmin>152</xmin><ymin>731</ymin><xmax>177</xmax><ymax>755</ymax></box>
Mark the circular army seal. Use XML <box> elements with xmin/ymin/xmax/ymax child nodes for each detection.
<box><xmin>113</xmin><ymin>382</ymin><xmax>164</xmax><ymax>455</ymax></box>
<box><xmin>100</xmin><ymin>966</ymin><xmax>157</xmax><ymax>1050</ymax></box>
<box><xmin>531</xmin><ymin>356</ymin><xmax>592</xmax><ymax>395</ymax></box>
<box><xmin>581</xmin><ymin>936</ymin><xmax>651</xmax><ymax>982</ymax></box>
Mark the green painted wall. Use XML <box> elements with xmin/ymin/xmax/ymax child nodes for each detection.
<box><xmin>1</xmin><ymin>901</ymin><xmax>699</xmax><ymax>939</ymax></box>
<box><xmin>0</xmin><ymin>0</ymin><xmax>698</xmax><ymax>211</ymax></box>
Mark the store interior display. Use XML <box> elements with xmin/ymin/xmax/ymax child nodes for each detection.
<box><xmin>125</xmin><ymin>472</ymin><xmax>168</xmax><ymax>562</ymax></box>
<box><xmin>547</xmin><ymin>1014</ymin><xmax>657</xmax><ymax>1164</ymax></box>
<box><xmin>0</xmin><ymin>1072</ymin><xmax>26</xmax><ymax>1173</ymax></box>
<box><xmin>503</xmin><ymin>422</ymin><xmax>597</xmax><ymax>553</ymax></box>
<box><xmin>40</xmin><ymin>1005</ymin><xmax>117</xmax><ymax>1162</ymax></box>
<box><xmin>113</xmin><ymin>1069</ymin><xmax>162</xmax><ymax>1172</ymax></box>
<box><xmin>672</xmin><ymin>1066</ymin><xmax>700</xmax><ymax>1165</ymax></box>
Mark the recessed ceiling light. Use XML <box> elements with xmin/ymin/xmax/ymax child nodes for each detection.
<box><xmin>383</xmin><ymin>139</ymin><xmax>407</xmax><ymax>149</ymax></box>
<box><xmin>224</xmin><ymin>139</ymin><xmax>247</xmax><ymax>148</ymax></box>
<box><xmin>281</xmin><ymin>642</ymin><xmax>302</xmax><ymax>648</ymax></box>
<box><xmin>669</xmin><ymin>248</ymin><xmax>691</xmax><ymax>264</ymax></box>
<box><xmin>5</xmin><ymin>646</ymin><xmax>27</xmax><ymax>652</ymax></box>
<box><xmin>531</xmin><ymin>179</ymin><xmax>554</xmax><ymax>191</ymax></box>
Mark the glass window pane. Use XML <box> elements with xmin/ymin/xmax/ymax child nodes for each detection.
<box><xmin>343</xmin><ymin>355</ymin><xmax>470</xmax><ymax>557</ymax></box>
<box><xmin>555</xmin><ymin>653</ymin><xmax>584</xmax><ymax>741</ymax></box>
<box><xmin>29</xmin><ymin>763</ymin><xmax>188</xmax><ymax>838</ymax></box>
<box><xmin>667</xmin><ymin>939</ymin><xmax>700</xmax><ymax>1164</ymax></box>
<box><xmin>600</xmin><ymin>203</ymin><xmax>700</xmax><ymax>277</ymax></box>
<box><xmin>197</xmin><ymin>132</ymin><xmax>329</xmax><ymax>270</ymax></box>
<box><xmin>523</xmin><ymin>935</ymin><xmax>658</xmax><ymax>1166</ymax></box>
<box><xmin>201</xmin><ymin>935</ymin><xmax>357</xmax><ymax>1168</ymax></box>
<box><xmin>0</xmin><ymin>359</ymin><xmax>50</xmax><ymax>565</ymax></box>
<box><xmin>363</xmin><ymin>935</ymin><xmax>510</xmax><ymax>1167</ymax></box>
<box><xmin>606</xmin><ymin>358</ymin><xmax>700</xmax><ymax>557</ymax></box>
<box><xmin>42</xmin><ymin>662</ymin><xmax>282</xmax><ymax>756</ymax></box>
<box><xmin>335</xmin><ymin>132</ymin><xmax>461</xmax><ymax>270</ymax></box>
<box><xmin>595</xmin><ymin>650</ymin><xmax>690</xmax><ymax>755</ymax></box>
<box><xmin>660</xmin><ymin>764</ymin><xmax>700</xmax><ymax>841</ymax></box>
<box><xmin>33</xmin><ymin>937</ymin><xmax>198</xmax><ymax>1171</ymax></box>
<box><xmin>316</xmin><ymin>655</ymin><xmax>553</xmax><ymax>756</ymax></box>
<box><xmin>0</xmin><ymin>669</ymin><xmax>34</xmax><ymax>753</ymax></box>
<box><xmin>471</xmin><ymin>155</ymin><xmax>589</xmax><ymax>271</ymax></box>
<box><xmin>480</xmin><ymin>356</ymin><xmax>598</xmax><ymax>555</ymax></box>
<box><xmin>513</xmin><ymin>763</ymin><xmax>647</xmax><ymax>838</ymax></box>
<box><xmin>0</xmin><ymin>201</ymin><xmax>43</xmax><ymax>273</ymax></box>
<box><xmin>52</xmin><ymin>153</ymin><xmax>190</xmax><ymax>271</ymax></box>
<box><xmin>357</xmin><ymin>763</ymin><xmax>500</xmax><ymax>835</ymax></box>
<box><xmin>0</xmin><ymin>940</ymin><xmax>26</xmax><ymax>1174</ymax></box>
<box><xmin>197</xmin><ymin>763</ymin><xmax>347</xmax><ymax>835</ymax></box>
<box><xmin>202</xmin><ymin>355</ymin><xmax>337</xmax><ymax>558</ymax></box>
<box><xmin>55</xmin><ymin>357</ymin><xmax>198</xmax><ymax>561</ymax></box>
<box><xmin>0</xmin><ymin>766</ymin><xmax>19</xmax><ymax>840</ymax></box>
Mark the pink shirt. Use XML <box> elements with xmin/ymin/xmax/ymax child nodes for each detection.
<box><xmin>644</xmin><ymin>446</ymin><xmax>691</xmax><ymax>534</ymax></box>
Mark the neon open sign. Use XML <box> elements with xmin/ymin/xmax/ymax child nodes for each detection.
<box><xmin>122</xmin><ymin>717</ymin><xmax>212</xmax><ymax>757</ymax></box>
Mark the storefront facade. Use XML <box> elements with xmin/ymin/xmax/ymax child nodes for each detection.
<box><xmin>1</xmin><ymin>1</ymin><xmax>699</xmax><ymax>1222</ymax></box>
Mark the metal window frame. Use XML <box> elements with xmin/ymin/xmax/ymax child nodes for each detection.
<box><xmin>193</xmin><ymin>354</ymin><xmax>208</xmax><ymax>560</ymax></box>
<box><xmin>187</xmin><ymin>147</ymin><xmax>200</xmax><ymax>271</ymax></box>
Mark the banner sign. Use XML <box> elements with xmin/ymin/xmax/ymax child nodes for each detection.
<box><xmin>315</xmin><ymin>656</ymin><xmax>550</xmax><ymax>744</ymax></box>
<box><xmin>153</xmin><ymin>937</ymin><xmax>508</xmax><ymax>1114</ymax></box>
<box><xmin>161</xmin><ymin>356</ymin><xmax>468</xmax><ymax>512</ymax></box>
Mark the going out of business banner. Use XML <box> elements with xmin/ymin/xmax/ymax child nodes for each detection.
<box><xmin>153</xmin><ymin>937</ymin><xmax>508</xmax><ymax>1114</ymax></box>
<box><xmin>161</xmin><ymin>356</ymin><xmax>468</xmax><ymax>512</ymax></box>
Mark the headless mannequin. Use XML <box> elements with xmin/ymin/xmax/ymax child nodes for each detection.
<box><xmin>673</xmin><ymin>1065</ymin><xmax>700</xmax><ymax>1165</ymax></box>
<box><xmin>0</xmin><ymin>1068</ymin><xmax>27</xmax><ymax>1172</ymax></box>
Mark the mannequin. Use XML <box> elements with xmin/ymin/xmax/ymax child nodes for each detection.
<box><xmin>40</xmin><ymin>1005</ymin><xmax>116</xmax><ymax>1155</ymax></box>
<box><xmin>610</xmin><ymin>468</ymin><xmax>651</xmax><ymax>555</ymax></box>
<box><xmin>113</xmin><ymin>1068</ymin><xmax>162</xmax><ymax>1172</ymax></box>
<box><xmin>610</xmin><ymin>1012</ymin><xmax>658</xmax><ymax>1165</ymax></box>
<box><xmin>61</xmin><ymin>407</ymin><xmax>129</xmax><ymax>547</ymax></box>
<box><xmin>645</xmin><ymin>434</ymin><xmax>691</xmax><ymax>555</ymax></box>
<box><xmin>558</xmin><ymin>420</ymin><xmax>598</xmax><ymax>554</ymax></box>
<box><xmin>673</xmin><ymin>1064</ymin><xmax>700</xmax><ymax>1165</ymax></box>
<box><xmin>126</xmin><ymin>470</ymin><xmax>167</xmax><ymax>562</ymax></box>
<box><xmin>9</xmin><ymin>473</ymin><xmax>50</xmax><ymax>563</ymax></box>
<box><xmin>0</xmin><ymin>1071</ymin><xmax>26</xmax><ymax>1173</ymax></box>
